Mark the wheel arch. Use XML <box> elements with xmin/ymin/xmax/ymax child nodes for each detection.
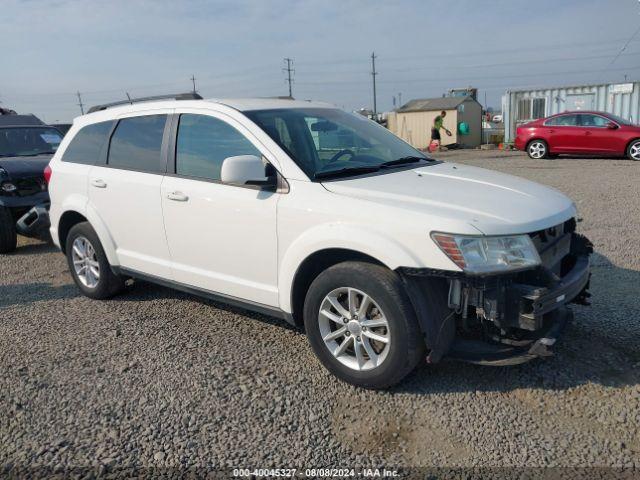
<box><xmin>56</xmin><ymin>202</ymin><xmax>119</xmax><ymax>265</ymax></box>
<box><xmin>526</xmin><ymin>137</ymin><xmax>548</xmax><ymax>150</ymax></box>
<box><xmin>624</xmin><ymin>137</ymin><xmax>640</xmax><ymax>157</ymax></box>
<box><xmin>279</xmin><ymin>224</ymin><xmax>423</xmax><ymax>325</ymax></box>
<box><xmin>288</xmin><ymin>248</ymin><xmax>385</xmax><ymax>327</ymax></box>
<box><xmin>58</xmin><ymin>210</ymin><xmax>88</xmax><ymax>252</ymax></box>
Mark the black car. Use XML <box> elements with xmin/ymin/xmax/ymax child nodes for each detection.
<box><xmin>0</xmin><ymin>115</ymin><xmax>63</xmax><ymax>252</ymax></box>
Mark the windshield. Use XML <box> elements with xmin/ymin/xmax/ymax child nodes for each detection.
<box><xmin>245</xmin><ymin>108</ymin><xmax>431</xmax><ymax>179</ymax></box>
<box><xmin>0</xmin><ymin>127</ymin><xmax>63</xmax><ymax>157</ymax></box>
<box><xmin>606</xmin><ymin>113</ymin><xmax>634</xmax><ymax>126</ymax></box>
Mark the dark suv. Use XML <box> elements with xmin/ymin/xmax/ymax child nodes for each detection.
<box><xmin>0</xmin><ymin>113</ymin><xmax>63</xmax><ymax>252</ymax></box>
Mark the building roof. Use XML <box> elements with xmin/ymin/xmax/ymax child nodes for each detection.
<box><xmin>397</xmin><ymin>96</ymin><xmax>469</xmax><ymax>113</ymax></box>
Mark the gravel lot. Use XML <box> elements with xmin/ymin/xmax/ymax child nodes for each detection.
<box><xmin>1</xmin><ymin>150</ymin><xmax>639</xmax><ymax>477</ymax></box>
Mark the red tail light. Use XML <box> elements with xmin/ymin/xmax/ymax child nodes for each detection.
<box><xmin>44</xmin><ymin>165</ymin><xmax>53</xmax><ymax>185</ymax></box>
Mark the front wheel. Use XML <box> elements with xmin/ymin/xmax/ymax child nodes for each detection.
<box><xmin>627</xmin><ymin>139</ymin><xmax>640</xmax><ymax>160</ymax></box>
<box><xmin>303</xmin><ymin>261</ymin><xmax>425</xmax><ymax>389</ymax></box>
<box><xmin>0</xmin><ymin>206</ymin><xmax>17</xmax><ymax>253</ymax></box>
<box><xmin>527</xmin><ymin>140</ymin><xmax>549</xmax><ymax>159</ymax></box>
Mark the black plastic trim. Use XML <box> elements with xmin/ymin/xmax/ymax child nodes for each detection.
<box><xmin>526</xmin><ymin>254</ymin><xmax>590</xmax><ymax>317</ymax></box>
<box><xmin>446</xmin><ymin>307</ymin><xmax>573</xmax><ymax>366</ymax></box>
<box><xmin>16</xmin><ymin>203</ymin><xmax>50</xmax><ymax>235</ymax></box>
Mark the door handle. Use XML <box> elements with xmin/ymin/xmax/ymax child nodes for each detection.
<box><xmin>548</xmin><ymin>129</ymin><xmax>555</xmax><ymax>134</ymax></box>
<box><xmin>167</xmin><ymin>191</ymin><xmax>189</xmax><ymax>202</ymax></box>
<box><xmin>585</xmin><ymin>131</ymin><xmax>592</xmax><ymax>135</ymax></box>
<box><xmin>91</xmin><ymin>179</ymin><xmax>107</xmax><ymax>188</ymax></box>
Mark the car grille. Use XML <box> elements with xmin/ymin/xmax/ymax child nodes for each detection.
<box><xmin>529</xmin><ymin>218</ymin><xmax>576</xmax><ymax>274</ymax></box>
<box><xmin>15</xmin><ymin>176</ymin><xmax>46</xmax><ymax>196</ymax></box>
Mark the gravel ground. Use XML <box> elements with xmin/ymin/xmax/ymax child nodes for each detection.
<box><xmin>1</xmin><ymin>150</ymin><xmax>639</xmax><ymax>477</ymax></box>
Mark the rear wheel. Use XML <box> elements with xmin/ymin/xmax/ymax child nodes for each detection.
<box><xmin>527</xmin><ymin>140</ymin><xmax>549</xmax><ymax>159</ymax></box>
<box><xmin>65</xmin><ymin>222</ymin><xmax>125</xmax><ymax>299</ymax></box>
<box><xmin>303</xmin><ymin>261</ymin><xmax>425</xmax><ymax>389</ymax></box>
<box><xmin>0</xmin><ymin>206</ymin><xmax>17</xmax><ymax>253</ymax></box>
<box><xmin>626</xmin><ymin>139</ymin><xmax>640</xmax><ymax>160</ymax></box>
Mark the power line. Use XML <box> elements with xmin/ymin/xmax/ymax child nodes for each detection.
<box><xmin>76</xmin><ymin>91</ymin><xmax>84</xmax><ymax>115</ymax></box>
<box><xmin>371</xmin><ymin>52</ymin><xmax>378</xmax><ymax>115</ymax></box>
<box><xmin>608</xmin><ymin>24</ymin><xmax>640</xmax><ymax>67</ymax></box>
<box><xmin>283</xmin><ymin>58</ymin><xmax>294</xmax><ymax>98</ymax></box>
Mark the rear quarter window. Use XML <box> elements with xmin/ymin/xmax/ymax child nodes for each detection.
<box><xmin>61</xmin><ymin>121</ymin><xmax>113</xmax><ymax>165</ymax></box>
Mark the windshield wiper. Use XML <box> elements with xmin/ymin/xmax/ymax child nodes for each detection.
<box><xmin>379</xmin><ymin>156</ymin><xmax>430</xmax><ymax>168</ymax></box>
<box><xmin>314</xmin><ymin>165</ymin><xmax>380</xmax><ymax>180</ymax></box>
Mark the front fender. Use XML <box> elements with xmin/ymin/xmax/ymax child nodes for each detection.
<box><xmin>278</xmin><ymin>224</ymin><xmax>423</xmax><ymax>313</ymax></box>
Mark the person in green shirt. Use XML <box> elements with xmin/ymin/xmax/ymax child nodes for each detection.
<box><xmin>430</xmin><ymin>110</ymin><xmax>452</xmax><ymax>151</ymax></box>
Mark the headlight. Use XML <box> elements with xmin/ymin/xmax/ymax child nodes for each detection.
<box><xmin>1</xmin><ymin>181</ymin><xmax>17</xmax><ymax>193</ymax></box>
<box><xmin>431</xmin><ymin>232</ymin><xmax>541</xmax><ymax>274</ymax></box>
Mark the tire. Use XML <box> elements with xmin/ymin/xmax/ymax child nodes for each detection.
<box><xmin>527</xmin><ymin>140</ymin><xmax>549</xmax><ymax>159</ymax></box>
<box><xmin>65</xmin><ymin>222</ymin><xmax>125</xmax><ymax>299</ymax></box>
<box><xmin>0</xmin><ymin>206</ymin><xmax>17</xmax><ymax>254</ymax></box>
<box><xmin>626</xmin><ymin>139</ymin><xmax>640</xmax><ymax>161</ymax></box>
<box><xmin>303</xmin><ymin>261</ymin><xmax>425</xmax><ymax>389</ymax></box>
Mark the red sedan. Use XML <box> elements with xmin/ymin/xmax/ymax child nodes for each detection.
<box><xmin>515</xmin><ymin>111</ymin><xmax>640</xmax><ymax>160</ymax></box>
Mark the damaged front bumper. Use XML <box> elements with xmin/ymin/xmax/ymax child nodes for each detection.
<box><xmin>16</xmin><ymin>203</ymin><xmax>50</xmax><ymax>236</ymax></box>
<box><xmin>399</xmin><ymin>225</ymin><xmax>592</xmax><ymax>366</ymax></box>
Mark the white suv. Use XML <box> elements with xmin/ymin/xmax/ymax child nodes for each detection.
<box><xmin>48</xmin><ymin>94</ymin><xmax>592</xmax><ymax>388</ymax></box>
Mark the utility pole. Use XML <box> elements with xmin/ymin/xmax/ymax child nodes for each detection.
<box><xmin>371</xmin><ymin>52</ymin><xmax>378</xmax><ymax>117</ymax></box>
<box><xmin>283</xmin><ymin>58</ymin><xmax>294</xmax><ymax>98</ymax></box>
<box><xmin>191</xmin><ymin>74</ymin><xmax>197</xmax><ymax>93</ymax></box>
<box><xmin>76</xmin><ymin>91</ymin><xmax>84</xmax><ymax>115</ymax></box>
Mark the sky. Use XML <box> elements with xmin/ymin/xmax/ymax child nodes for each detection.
<box><xmin>3</xmin><ymin>0</ymin><xmax>640</xmax><ymax>123</ymax></box>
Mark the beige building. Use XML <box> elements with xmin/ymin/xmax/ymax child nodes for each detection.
<box><xmin>387</xmin><ymin>96</ymin><xmax>482</xmax><ymax>149</ymax></box>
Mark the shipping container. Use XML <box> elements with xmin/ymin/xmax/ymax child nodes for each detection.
<box><xmin>502</xmin><ymin>81</ymin><xmax>640</xmax><ymax>143</ymax></box>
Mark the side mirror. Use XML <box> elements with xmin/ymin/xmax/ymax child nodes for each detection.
<box><xmin>220</xmin><ymin>155</ymin><xmax>276</xmax><ymax>189</ymax></box>
<box><xmin>606</xmin><ymin>122</ymin><xmax>618</xmax><ymax>129</ymax></box>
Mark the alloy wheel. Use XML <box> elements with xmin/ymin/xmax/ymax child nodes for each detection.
<box><xmin>318</xmin><ymin>287</ymin><xmax>391</xmax><ymax>371</ymax></box>
<box><xmin>71</xmin><ymin>236</ymin><xmax>100</xmax><ymax>288</ymax></box>
<box><xmin>630</xmin><ymin>142</ymin><xmax>640</xmax><ymax>160</ymax></box>
<box><xmin>529</xmin><ymin>141</ymin><xmax>546</xmax><ymax>159</ymax></box>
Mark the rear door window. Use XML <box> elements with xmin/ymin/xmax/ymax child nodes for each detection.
<box><xmin>107</xmin><ymin>115</ymin><xmax>167</xmax><ymax>173</ymax></box>
<box><xmin>62</xmin><ymin>121</ymin><xmax>113</xmax><ymax>165</ymax></box>
<box><xmin>545</xmin><ymin>115</ymin><xmax>578</xmax><ymax>126</ymax></box>
<box><xmin>175</xmin><ymin>114</ymin><xmax>261</xmax><ymax>181</ymax></box>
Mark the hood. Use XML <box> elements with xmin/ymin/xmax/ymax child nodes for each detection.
<box><xmin>0</xmin><ymin>155</ymin><xmax>51</xmax><ymax>178</ymax></box>
<box><xmin>321</xmin><ymin>162</ymin><xmax>576</xmax><ymax>235</ymax></box>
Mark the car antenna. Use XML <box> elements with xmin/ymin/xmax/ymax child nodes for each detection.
<box><xmin>126</xmin><ymin>92</ymin><xmax>133</xmax><ymax>105</ymax></box>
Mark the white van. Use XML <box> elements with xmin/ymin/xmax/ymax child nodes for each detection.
<box><xmin>47</xmin><ymin>94</ymin><xmax>592</xmax><ymax>388</ymax></box>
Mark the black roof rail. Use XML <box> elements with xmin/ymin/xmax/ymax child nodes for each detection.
<box><xmin>87</xmin><ymin>92</ymin><xmax>203</xmax><ymax>114</ymax></box>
